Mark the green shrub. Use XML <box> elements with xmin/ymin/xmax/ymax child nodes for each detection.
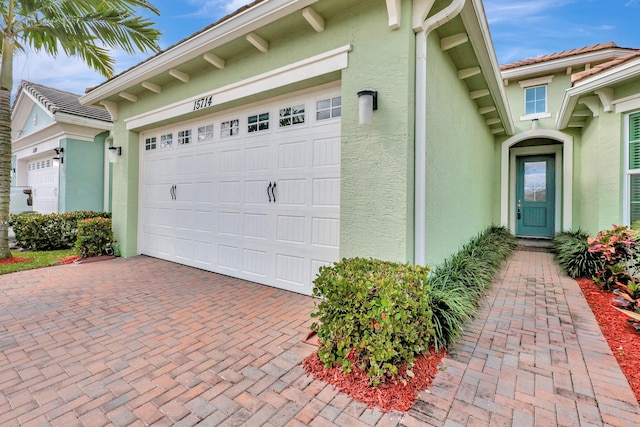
<box><xmin>9</xmin><ymin>211</ymin><xmax>111</xmax><ymax>251</ymax></box>
<box><xmin>75</xmin><ymin>217</ymin><xmax>114</xmax><ymax>258</ymax></box>
<box><xmin>428</xmin><ymin>226</ymin><xmax>516</xmax><ymax>350</ymax></box>
<box><xmin>587</xmin><ymin>225</ymin><xmax>639</xmax><ymax>290</ymax></box>
<box><xmin>311</xmin><ymin>258</ymin><xmax>434</xmax><ymax>386</ymax></box>
<box><xmin>553</xmin><ymin>229</ymin><xmax>602</xmax><ymax>279</ymax></box>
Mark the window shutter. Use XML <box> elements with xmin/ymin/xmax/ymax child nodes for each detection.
<box><xmin>631</xmin><ymin>175</ymin><xmax>640</xmax><ymax>223</ymax></box>
<box><xmin>629</xmin><ymin>112</ymin><xmax>640</xmax><ymax>169</ymax></box>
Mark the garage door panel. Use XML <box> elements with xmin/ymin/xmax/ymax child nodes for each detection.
<box><xmin>219</xmin><ymin>212</ymin><xmax>242</xmax><ymax>236</ymax></box>
<box><xmin>242</xmin><ymin>248</ymin><xmax>268</xmax><ymax>277</ymax></box>
<box><xmin>278</xmin><ymin>141</ymin><xmax>307</xmax><ymax>169</ymax></box>
<box><xmin>244</xmin><ymin>180</ymin><xmax>271</xmax><ymax>204</ymax></box>
<box><xmin>194</xmin><ymin>210</ymin><xmax>214</xmax><ymax>233</ymax></box>
<box><xmin>276</xmin><ymin>215</ymin><xmax>306</xmax><ymax>244</ymax></box>
<box><xmin>243</xmin><ymin>213</ymin><xmax>269</xmax><ymax>239</ymax></box>
<box><xmin>175</xmin><ymin>237</ymin><xmax>194</xmax><ymax>260</ymax></box>
<box><xmin>311</xmin><ymin>217</ymin><xmax>340</xmax><ymax>247</ymax></box>
<box><xmin>192</xmin><ymin>241</ymin><xmax>214</xmax><ymax>266</ymax></box>
<box><xmin>175</xmin><ymin>208</ymin><xmax>194</xmax><ymax>231</ymax></box>
<box><xmin>276</xmin><ymin>253</ymin><xmax>306</xmax><ymax>286</ymax></box>
<box><xmin>312</xmin><ymin>178</ymin><xmax>340</xmax><ymax>206</ymax></box>
<box><xmin>194</xmin><ymin>153</ymin><xmax>216</xmax><ymax>176</ymax></box>
<box><xmin>220</xmin><ymin>181</ymin><xmax>242</xmax><ymax>203</ymax></box>
<box><xmin>275</xmin><ymin>179</ymin><xmax>306</xmax><ymax>205</ymax></box>
<box><xmin>221</xmin><ymin>149</ymin><xmax>242</xmax><ymax>173</ymax></box>
<box><xmin>144</xmin><ymin>206</ymin><xmax>174</xmax><ymax>227</ymax></box>
<box><xmin>244</xmin><ymin>146</ymin><xmax>269</xmax><ymax>171</ymax></box>
<box><xmin>218</xmin><ymin>244</ymin><xmax>241</xmax><ymax>271</ymax></box>
<box><xmin>313</xmin><ymin>137</ymin><xmax>341</xmax><ymax>167</ymax></box>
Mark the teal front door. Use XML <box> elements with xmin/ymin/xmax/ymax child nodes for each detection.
<box><xmin>516</xmin><ymin>155</ymin><xmax>555</xmax><ymax>238</ymax></box>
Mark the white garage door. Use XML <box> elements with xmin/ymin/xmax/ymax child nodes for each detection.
<box><xmin>140</xmin><ymin>86</ymin><xmax>341</xmax><ymax>294</ymax></box>
<box><xmin>27</xmin><ymin>158</ymin><xmax>59</xmax><ymax>213</ymax></box>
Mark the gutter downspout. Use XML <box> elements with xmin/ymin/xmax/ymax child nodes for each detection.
<box><xmin>414</xmin><ymin>0</ymin><xmax>466</xmax><ymax>266</ymax></box>
<box><xmin>104</xmin><ymin>131</ymin><xmax>113</xmax><ymax>211</ymax></box>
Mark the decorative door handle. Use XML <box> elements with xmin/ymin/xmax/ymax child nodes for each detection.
<box><xmin>267</xmin><ymin>182</ymin><xmax>272</xmax><ymax>203</ymax></box>
<box><xmin>169</xmin><ymin>185</ymin><xmax>173</xmax><ymax>200</ymax></box>
<box><xmin>271</xmin><ymin>181</ymin><xmax>276</xmax><ymax>203</ymax></box>
<box><xmin>170</xmin><ymin>185</ymin><xmax>177</xmax><ymax>200</ymax></box>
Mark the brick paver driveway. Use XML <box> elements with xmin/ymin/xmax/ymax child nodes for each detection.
<box><xmin>0</xmin><ymin>256</ymin><xmax>398</xmax><ymax>426</ymax></box>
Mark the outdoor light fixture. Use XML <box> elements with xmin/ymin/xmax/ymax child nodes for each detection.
<box><xmin>53</xmin><ymin>147</ymin><xmax>64</xmax><ymax>164</ymax></box>
<box><xmin>357</xmin><ymin>90</ymin><xmax>378</xmax><ymax>125</ymax></box>
<box><xmin>531</xmin><ymin>118</ymin><xmax>540</xmax><ymax>131</ymax></box>
<box><xmin>108</xmin><ymin>146</ymin><xmax>122</xmax><ymax>164</ymax></box>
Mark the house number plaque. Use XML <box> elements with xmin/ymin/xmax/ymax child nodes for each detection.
<box><xmin>193</xmin><ymin>95</ymin><xmax>213</xmax><ymax>111</ymax></box>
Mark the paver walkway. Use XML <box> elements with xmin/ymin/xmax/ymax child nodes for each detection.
<box><xmin>0</xmin><ymin>251</ymin><xmax>638</xmax><ymax>426</ymax></box>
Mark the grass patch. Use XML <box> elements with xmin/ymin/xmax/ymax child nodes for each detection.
<box><xmin>0</xmin><ymin>249</ymin><xmax>78</xmax><ymax>275</ymax></box>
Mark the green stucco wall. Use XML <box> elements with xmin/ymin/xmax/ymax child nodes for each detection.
<box><xmin>423</xmin><ymin>33</ymin><xmax>498</xmax><ymax>266</ymax></box>
<box><xmin>110</xmin><ymin>0</ymin><xmax>418</xmax><ymax>260</ymax></box>
<box><xmin>574</xmin><ymin>107</ymin><xmax>624</xmax><ymax>234</ymax></box>
<box><xmin>59</xmin><ymin>135</ymin><xmax>106</xmax><ymax>212</ymax></box>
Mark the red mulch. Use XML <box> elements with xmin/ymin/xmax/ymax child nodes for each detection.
<box><xmin>576</xmin><ymin>278</ymin><xmax>640</xmax><ymax>403</ymax></box>
<box><xmin>0</xmin><ymin>257</ymin><xmax>34</xmax><ymax>264</ymax></box>
<box><xmin>58</xmin><ymin>256</ymin><xmax>80</xmax><ymax>264</ymax></box>
<box><xmin>302</xmin><ymin>348</ymin><xmax>446</xmax><ymax>412</ymax></box>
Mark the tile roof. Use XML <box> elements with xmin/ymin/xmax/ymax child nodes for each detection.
<box><xmin>570</xmin><ymin>50</ymin><xmax>640</xmax><ymax>84</ymax></box>
<box><xmin>18</xmin><ymin>81</ymin><xmax>111</xmax><ymax>122</ymax></box>
<box><xmin>500</xmin><ymin>42</ymin><xmax>631</xmax><ymax>71</ymax></box>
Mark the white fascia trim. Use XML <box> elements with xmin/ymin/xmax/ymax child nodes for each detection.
<box><xmin>12</xmin><ymin>122</ymin><xmax>60</xmax><ymax>148</ymax></box>
<box><xmin>459</xmin><ymin>0</ymin><xmax>514</xmax><ymax>135</ymax></box>
<box><xmin>518</xmin><ymin>75</ymin><xmax>553</xmax><ymax>88</ymax></box>
<box><xmin>124</xmin><ymin>44</ymin><xmax>351</xmax><ymax>131</ymax></box>
<box><xmin>557</xmin><ymin>58</ymin><xmax>640</xmax><ymax>128</ymax></box>
<box><xmin>501</xmin><ymin>49</ymin><xmax>634</xmax><ymax>80</ymax></box>
<box><xmin>80</xmin><ymin>0</ymin><xmax>319</xmax><ymax>106</ymax></box>
<box><xmin>615</xmin><ymin>94</ymin><xmax>640</xmax><ymax>114</ymax></box>
<box><xmin>13</xmin><ymin>130</ymin><xmax>66</xmax><ymax>160</ymax></box>
<box><xmin>55</xmin><ymin>113</ymin><xmax>114</xmax><ymax>131</ymax></box>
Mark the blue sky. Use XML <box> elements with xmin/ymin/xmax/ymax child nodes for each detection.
<box><xmin>13</xmin><ymin>0</ymin><xmax>640</xmax><ymax>95</ymax></box>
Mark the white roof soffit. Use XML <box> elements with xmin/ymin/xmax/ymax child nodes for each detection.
<box><xmin>556</xmin><ymin>57</ymin><xmax>640</xmax><ymax>129</ymax></box>
<box><xmin>460</xmin><ymin>0</ymin><xmax>514</xmax><ymax>135</ymax></box>
<box><xmin>80</xmin><ymin>0</ymin><xmax>319</xmax><ymax>106</ymax></box>
<box><xmin>501</xmin><ymin>49</ymin><xmax>633</xmax><ymax>80</ymax></box>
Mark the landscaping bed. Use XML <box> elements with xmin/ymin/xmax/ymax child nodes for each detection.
<box><xmin>577</xmin><ymin>277</ymin><xmax>640</xmax><ymax>403</ymax></box>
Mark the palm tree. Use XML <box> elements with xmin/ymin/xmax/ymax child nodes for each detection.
<box><xmin>0</xmin><ymin>0</ymin><xmax>161</xmax><ymax>259</ymax></box>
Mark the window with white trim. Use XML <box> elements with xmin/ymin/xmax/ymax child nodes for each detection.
<box><xmin>248</xmin><ymin>113</ymin><xmax>269</xmax><ymax>133</ymax></box>
<box><xmin>160</xmin><ymin>133</ymin><xmax>173</xmax><ymax>148</ymax></box>
<box><xmin>178</xmin><ymin>129</ymin><xmax>192</xmax><ymax>145</ymax></box>
<box><xmin>279</xmin><ymin>104</ymin><xmax>305</xmax><ymax>127</ymax></box>
<box><xmin>628</xmin><ymin>112</ymin><xmax>640</xmax><ymax>224</ymax></box>
<box><xmin>198</xmin><ymin>124</ymin><xmax>214</xmax><ymax>142</ymax></box>
<box><xmin>316</xmin><ymin>96</ymin><xmax>341</xmax><ymax>120</ymax></box>
<box><xmin>145</xmin><ymin>137</ymin><xmax>157</xmax><ymax>151</ymax></box>
<box><xmin>221</xmin><ymin>119</ymin><xmax>240</xmax><ymax>137</ymax></box>
<box><xmin>524</xmin><ymin>85</ymin><xmax>547</xmax><ymax>116</ymax></box>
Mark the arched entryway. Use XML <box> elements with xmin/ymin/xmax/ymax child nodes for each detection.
<box><xmin>500</xmin><ymin>129</ymin><xmax>573</xmax><ymax>237</ymax></box>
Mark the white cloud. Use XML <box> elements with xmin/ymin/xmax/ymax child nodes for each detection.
<box><xmin>182</xmin><ymin>0</ymin><xmax>253</xmax><ymax>19</ymax></box>
<box><xmin>484</xmin><ymin>0</ymin><xmax>575</xmax><ymax>24</ymax></box>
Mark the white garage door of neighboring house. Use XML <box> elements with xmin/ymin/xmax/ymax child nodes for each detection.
<box><xmin>27</xmin><ymin>158</ymin><xmax>58</xmax><ymax>213</ymax></box>
<box><xmin>140</xmin><ymin>86</ymin><xmax>342</xmax><ymax>294</ymax></box>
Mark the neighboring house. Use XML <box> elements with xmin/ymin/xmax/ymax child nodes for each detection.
<box><xmin>79</xmin><ymin>0</ymin><xmax>515</xmax><ymax>295</ymax></box>
<box><xmin>11</xmin><ymin>81</ymin><xmax>113</xmax><ymax>213</ymax></box>
<box><xmin>498</xmin><ymin>42</ymin><xmax>640</xmax><ymax>238</ymax></box>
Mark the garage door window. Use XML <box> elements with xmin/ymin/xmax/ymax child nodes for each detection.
<box><xmin>145</xmin><ymin>137</ymin><xmax>157</xmax><ymax>151</ymax></box>
<box><xmin>160</xmin><ymin>133</ymin><xmax>173</xmax><ymax>148</ymax></box>
<box><xmin>316</xmin><ymin>97</ymin><xmax>341</xmax><ymax>120</ymax></box>
<box><xmin>178</xmin><ymin>129</ymin><xmax>192</xmax><ymax>145</ymax></box>
<box><xmin>248</xmin><ymin>113</ymin><xmax>269</xmax><ymax>133</ymax></box>
<box><xmin>198</xmin><ymin>124</ymin><xmax>214</xmax><ymax>142</ymax></box>
<box><xmin>279</xmin><ymin>104</ymin><xmax>305</xmax><ymax>127</ymax></box>
<box><xmin>221</xmin><ymin>119</ymin><xmax>240</xmax><ymax>137</ymax></box>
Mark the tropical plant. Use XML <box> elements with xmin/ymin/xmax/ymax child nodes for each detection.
<box><xmin>553</xmin><ymin>229</ymin><xmax>602</xmax><ymax>279</ymax></box>
<box><xmin>587</xmin><ymin>225</ymin><xmax>640</xmax><ymax>290</ymax></box>
<box><xmin>0</xmin><ymin>0</ymin><xmax>161</xmax><ymax>259</ymax></box>
<box><xmin>429</xmin><ymin>225</ymin><xmax>516</xmax><ymax>350</ymax></box>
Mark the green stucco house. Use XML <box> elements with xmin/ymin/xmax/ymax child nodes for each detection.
<box><xmin>11</xmin><ymin>81</ymin><xmax>113</xmax><ymax>213</ymax></box>
<box><xmin>79</xmin><ymin>0</ymin><xmax>514</xmax><ymax>295</ymax></box>
<box><xmin>498</xmin><ymin>42</ymin><xmax>640</xmax><ymax>238</ymax></box>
